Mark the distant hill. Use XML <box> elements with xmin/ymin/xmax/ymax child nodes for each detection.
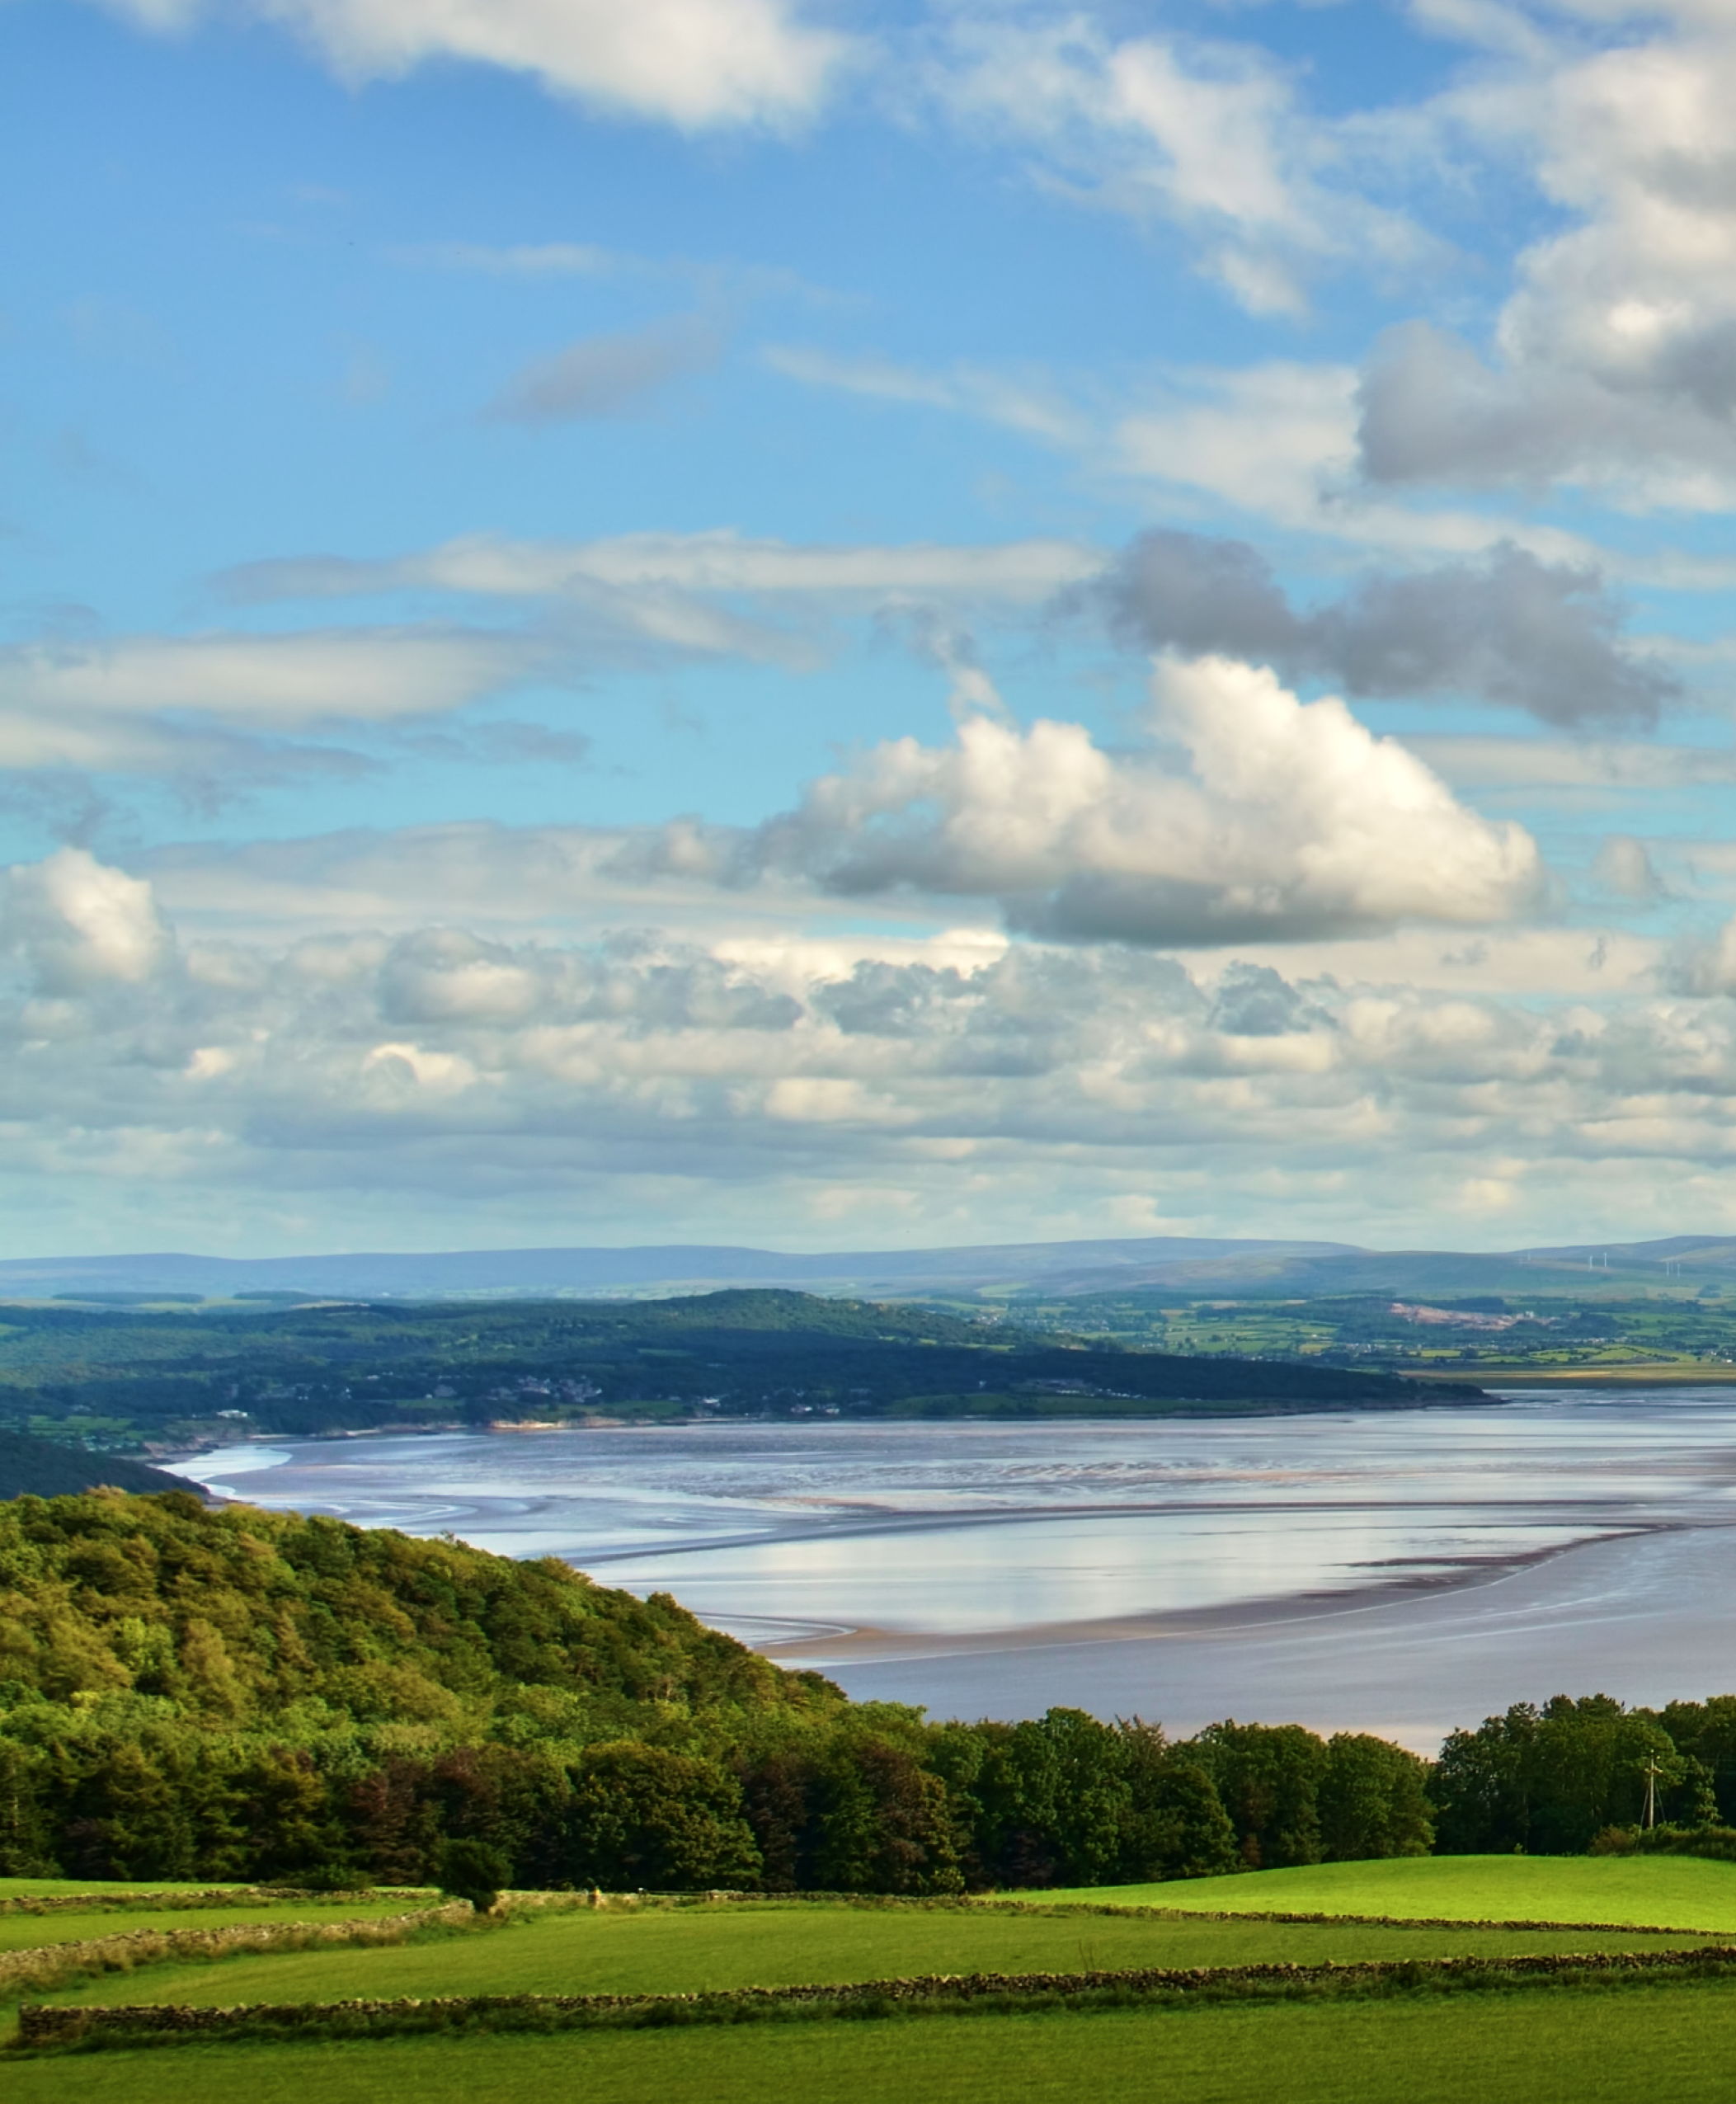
<box><xmin>1080</xmin><ymin>1238</ymin><xmax>1736</xmax><ymax>1303</ymax></box>
<box><xmin>0</xmin><ymin>1429</ymin><xmax>195</xmax><ymax>1501</ymax></box>
<box><xmin>0</xmin><ymin>1236</ymin><xmax>1357</xmax><ymax>1302</ymax></box>
<box><xmin>2</xmin><ymin>1231</ymin><xmax>1730</xmax><ymax>1306</ymax></box>
<box><xmin>0</xmin><ymin>1287</ymin><xmax>1482</xmax><ymax>1445</ymax></box>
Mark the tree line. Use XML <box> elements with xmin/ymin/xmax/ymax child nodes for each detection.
<box><xmin>0</xmin><ymin>1697</ymin><xmax>1435</xmax><ymax>1890</ymax></box>
<box><xmin>0</xmin><ymin>1493</ymin><xmax>1724</xmax><ymax>1890</ymax></box>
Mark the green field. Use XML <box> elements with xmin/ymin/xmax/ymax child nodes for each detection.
<box><xmin>27</xmin><ymin>1899</ymin><xmax>1710</xmax><ymax>2016</ymax></box>
<box><xmin>16</xmin><ymin>1859</ymin><xmax>1736</xmax><ymax>2102</ymax></box>
<box><xmin>1035</xmin><ymin>1855</ymin><xmax>1736</xmax><ymax>1928</ymax></box>
<box><xmin>16</xmin><ymin>1990</ymin><xmax>1736</xmax><ymax>2104</ymax></box>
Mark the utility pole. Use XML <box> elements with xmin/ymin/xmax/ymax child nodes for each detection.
<box><xmin>1643</xmin><ymin>1755</ymin><xmax>1663</xmax><ymax>1832</ymax></box>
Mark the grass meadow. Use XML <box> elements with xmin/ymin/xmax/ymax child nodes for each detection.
<box><xmin>1039</xmin><ymin>1854</ymin><xmax>1736</xmax><ymax>1927</ymax></box>
<box><xmin>13</xmin><ymin>1990</ymin><xmax>1736</xmax><ymax>2104</ymax></box>
<box><xmin>12</xmin><ymin>1858</ymin><xmax>1736</xmax><ymax>2102</ymax></box>
<box><xmin>23</xmin><ymin>1900</ymin><xmax>1710</xmax><ymax>2013</ymax></box>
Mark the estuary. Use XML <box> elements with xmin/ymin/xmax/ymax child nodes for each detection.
<box><xmin>175</xmin><ymin>1391</ymin><xmax>1736</xmax><ymax>1748</ymax></box>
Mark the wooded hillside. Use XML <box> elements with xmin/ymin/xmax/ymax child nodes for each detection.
<box><xmin>0</xmin><ymin>1491</ymin><xmax>1433</xmax><ymax>1890</ymax></box>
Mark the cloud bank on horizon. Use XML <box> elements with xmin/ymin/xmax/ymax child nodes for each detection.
<box><xmin>7</xmin><ymin>0</ymin><xmax>1736</xmax><ymax>1254</ymax></box>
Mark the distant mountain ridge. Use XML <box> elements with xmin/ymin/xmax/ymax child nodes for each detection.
<box><xmin>2</xmin><ymin>1231</ymin><xmax>1734</xmax><ymax>1303</ymax></box>
<box><xmin>0</xmin><ymin>1236</ymin><xmax>1357</xmax><ymax>1301</ymax></box>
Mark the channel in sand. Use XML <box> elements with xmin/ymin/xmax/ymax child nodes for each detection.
<box><xmin>173</xmin><ymin>1387</ymin><xmax>1736</xmax><ymax>1745</ymax></box>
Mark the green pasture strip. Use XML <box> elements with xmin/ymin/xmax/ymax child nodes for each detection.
<box><xmin>1031</xmin><ymin>1853</ymin><xmax>1736</xmax><ymax>1929</ymax></box>
<box><xmin>0</xmin><ymin>1899</ymin><xmax>431</xmax><ymax>1953</ymax></box>
<box><xmin>26</xmin><ymin>1900</ymin><xmax>1712</xmax><ymax>2013</ymax></box>
<box><xmin>30</xmin><ymin>1942</ymin><xmax>1736</xmax><ymax>2050</ymax></box>
<box><xmin>15</xmin><ymin>1982</ymin><xmax>1736</xmax><ymax>2102</ymax></box>
<box><xmin>0</xmin><ymin>1901</ymin><xmax>482</xmax><ymax>2033</ymax></box>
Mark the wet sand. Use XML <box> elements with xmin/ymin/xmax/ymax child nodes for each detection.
<box><xmin>818</xmin><ymin>1523</ymin><xmax>1736</xmax><ymax>1750</ymax></box>
<box><xmin>174</xmin><ymin>1393</ymin><xmax>1736</xmax><ymax>1745</ymax></box>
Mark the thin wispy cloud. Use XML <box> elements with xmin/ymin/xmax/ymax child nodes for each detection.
<box><xmin>483</xmin><ymin>314</ymin><xmax>725</xmax><ymax>423</ymax></box>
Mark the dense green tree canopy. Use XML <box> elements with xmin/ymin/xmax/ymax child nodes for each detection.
<box><xmin>0</xmin><ymin>1489</ymin><xmax>1441</xmax><ymax>1890</ymax></box>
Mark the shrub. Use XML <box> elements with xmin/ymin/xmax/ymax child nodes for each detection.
<box><xmin>439</xmin><ymin>1837</ymin><xmax>510</xmax><ymax>1913</ymax></box>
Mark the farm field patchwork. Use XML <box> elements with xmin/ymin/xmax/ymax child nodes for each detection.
<box><xmin>24</xmin><ymin>1897</ymin><xmax>1715</xmax><ymax>2015</ymax></box>
<box><xmin>15</xmin><ymin>1860</ymin><xmax>1736</xmax><ymax>2103</ymax></box>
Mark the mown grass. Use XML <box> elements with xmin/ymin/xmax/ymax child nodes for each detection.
<box><xmin>1035</xmin><ymin>1854</ymin><xmax>1736</xmax><ymax>1927</ymax></box>
<box><xmin>16</xmin><ymin>1986</ymin><xmax>1736</xmax><ymax>2103</ymax></box>
<box><xmin>26</xmin><ymin>1899</ymin><xmax>1715</xmax><ymax>2015</ymax></box>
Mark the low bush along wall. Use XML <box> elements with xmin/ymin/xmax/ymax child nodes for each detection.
<box><xmin>0</xmin><ymin>1902</ymin><xmax>473</xmax><ymax>1998</ymax></box>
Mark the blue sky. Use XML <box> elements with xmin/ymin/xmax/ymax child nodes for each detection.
<box><xmin>6</xmin><ymin>0</ymin><xmax>1736</xmax><ymax>1257</ymax></box>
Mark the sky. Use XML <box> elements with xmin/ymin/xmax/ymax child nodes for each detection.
<box><xmin>6</xmin><ymin>0</ymin><xmax>1736</xmax><ymax>1258</ymax></box>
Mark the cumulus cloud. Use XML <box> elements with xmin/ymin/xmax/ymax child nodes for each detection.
<box><xmin>1209</xmin><ymin>959</ymin><xmax>1323</xmax><ymax>1038</ymax></box>
<box><xmin>7</xmin><ymin>841</ymin><xmax>1736</xmax><ymax>1250</ymax></box>
<box><xmin>1678</xmin><ymin>913</ymin><xmax>1736</xmax><ymax>996</ymax></box>
<box><xmin>1595</xmin><ymin>835</ymin><xmax>1669</xmax><ymax>902</ymax></box>
<box><xmin>1096</xmin><ymin>530</ymin><xmax>1677</xmax><ymax>729</ymax></box>
<box><xmin>93</xmin><ymin>0</ymin><xmax>851</xmax><ymax>129</ymax></box>
<box><xmin>748</xmin><ymin>656</ymin><xmax>1544</xmax><ymax>944</ymax></box>
<box><xmin>483</xmin><ymin>315</ymin><xmax>724</xmax><ymax>423</ymax></box>
<box><xmin>2</xmin><ymin>848</ymin><xmax>171</xmax><ymax>994</ymax></box>
<box><xmin>1356</xmin><ymin>27</ymin><xmax>1736</xmax><ymax>502</ymax></box>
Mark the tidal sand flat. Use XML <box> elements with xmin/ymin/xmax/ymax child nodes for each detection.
<box><xmin>178</xmin><ymin>1387</ymin><xmax>1736</xmax><ymax>1740</ymax></box>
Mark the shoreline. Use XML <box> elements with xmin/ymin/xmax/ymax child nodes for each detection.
<box><xmin>816</xmin><ymin>1522</ymin><xmax>1736</xmax><ymax>1747</ymax></box>
<box><xmin>750</xmin><ymin>1522</ymin><xmax>1677</xmax><ymax>1667</ymax></box>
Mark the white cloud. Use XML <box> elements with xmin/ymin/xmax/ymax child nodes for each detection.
<box><xmin>7</xmin><ymin>840</ymin><xmax>1736</xmax><ymax>1252</ymax></box>
<box><xmin>931</xmin><ymin>15</ymin><xmax>1426</xmax><ymax>316</ymax></box>
<box><xmin>1409</xmin><ymin>735</ymin><xmax>1736</xmax><ymax>792</ymax></box>
<box><xmin>96</xmin><ymin>0</ymin><xmax>853</xmax><ymax>129</ymax></box>
<box><xmin>1113</xmin><ymin>361</ymin><xmax>1362</xmax><ymax>518</ymax></box>
<box><xmin>758</xmin><ymin>338</ymin><xmax>1640</xmax><ymax>569</ymax></box>
<box><xmin>217</xmin><ymin>529</ymin><xmax>1102</xmax><ymax>607</ymax></box>
<box><xmin>0</xmin><ymin>626</ymin><xmax>536</xmax><ymax>733</ymax></box>
<box><xmin>2</xmin><ymin>848</ymin><xmax>171</xmax><ymax>994</ymax></box>
<box><xmin>1357</xmin><ymin>22</ymin><xmax>1736</xmax><ymax>504</ymax></box>
<box><xmin>751</xmin><ymin>656</ymin><xmax>1545</xmax><ymax>943</ymax></box>
<box><xmin>764</xmin><ymin>345</ymin><xmax>1093</xmax><ymax>445</ymax></box>
<box><xmin>1594</xmin><ymin>834</ymin><xmax>1669</xmax><ymax>901</ymax></box>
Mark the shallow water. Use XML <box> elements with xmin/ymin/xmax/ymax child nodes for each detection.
<box><xmin>176</xmin><ymin>1392</ymin><xmax>1736</xmax><ymax>1653</ymax></box>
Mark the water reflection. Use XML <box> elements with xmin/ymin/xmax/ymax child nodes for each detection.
<box><xmin>175</xmin><ymin>1391</ymin><xmax>1736</xmax><ymax>1649</ymax></box>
